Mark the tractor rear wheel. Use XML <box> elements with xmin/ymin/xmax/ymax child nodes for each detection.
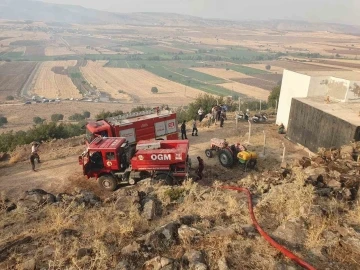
<box><xmin>205</xmin><ymin>149</ymin><xmax>213</xmax><ymax>158</ymax></box>
<box><xmin>153</xmin><ymin>173</ymin><xmax>174</xmax><ymax>185</ymax></box>
<box><xmin>98</xmin><ymin>175</ymin><xmax>117</xmax><ymax>191</ymax></box>
<box><xmin>248</xmin><ymin>159</ymin><xmax>257</xmax><ymax>169</ymax></box>
<box><xmin>218</xmin><ymin>149</ymin><xmax>234</xmax><ymax>168</ymax></box>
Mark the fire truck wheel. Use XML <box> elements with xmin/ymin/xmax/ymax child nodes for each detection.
<box><xmin>248</xmin><ymin>159</ymin><xmax>257</xmax><ymax>169</ymax></box>
<box><xmin>153</xmin><ymin>173</ymin><xmax>174</xmax><ymax>185</ymax></box>
<box><xmin>98</xmin><ymin>175</ymin><xmax>117</xmax><ymax>191</ymax></box>
<box><xmin>205</xmin><ymin>149</ymin><xmax>213</xmax><ymax>158</ymax></box>
<box><xmin>218</xmin><ymin>149</ymin><xmax>234</xmax><ymax>168</ymax></box>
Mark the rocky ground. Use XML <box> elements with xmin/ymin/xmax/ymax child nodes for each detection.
<box><xmin>0</xmin><ymin>115</ymin><xmax>360</xmax><ymax>269</ymax></box>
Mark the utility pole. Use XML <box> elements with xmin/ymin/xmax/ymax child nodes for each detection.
<box><xmin>260</xmin><ymin>100</ymin><xmax>262</xmax><ymax>112</ymax></box>
<box><xmin>238</xmin><ymin>97</ymin><xmax>241</xmax><ymax>112</ymax></box>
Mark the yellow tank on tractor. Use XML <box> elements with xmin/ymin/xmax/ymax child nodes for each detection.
<box><xmin>205</xmin><ymin>138</ymin><xmax>257</xmax><ymax>170</ymax></box>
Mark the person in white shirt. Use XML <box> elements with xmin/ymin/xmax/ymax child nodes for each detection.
<box><xmin>31</xmin><ymin>142</ymin><xmax>40</xmax><ymax>163</ymax></box>
<box><xmin>198</xmin><ymin>108</ymin><xmax>204</xmax><ymax>122</ymax></box>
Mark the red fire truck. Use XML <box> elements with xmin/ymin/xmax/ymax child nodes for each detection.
<box><xmin>86</xmin><ymin>109</ymin><xmax>178</xmax><ymax>144</ymax></box>
<box><xmin>79</xmin><ymin>137</ymin><xmax>190</xmax><ymax>191</ymax></box>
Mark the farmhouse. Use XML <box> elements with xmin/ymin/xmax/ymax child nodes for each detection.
<box><xmin>277</xmin><ymin>69</ymin><xmax>360</xmax><ymax>152</ymax></box>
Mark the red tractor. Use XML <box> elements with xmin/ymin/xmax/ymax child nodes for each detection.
<box><xmin>79</xmin><ymin>137</ymin><xmax>190</xmax><ymax>191</ymax></box>
<box><xmin>205</xmin><ymin>138</ymin><xmax>257</xmax><ymax>170</ymax></box>
<box><xmin>85</xmin><ymin>109</ymin><xmax>178</xmax><ymax>144</ymax></box>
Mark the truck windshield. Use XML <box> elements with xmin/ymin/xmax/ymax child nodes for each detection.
<box><xmin>86</xmin><ymin>128</ymin><xmax>94</xmax><ymax>142</ymax></box>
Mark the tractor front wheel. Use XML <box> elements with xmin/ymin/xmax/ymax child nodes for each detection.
<box><xmin>205</xmin><ymin>149</ymin><xmax>213</xmax><ymax>158</ymax></box>
<box><xmin>98</xmin><ymin>175</ymin><xmax>117</xmax><ymax>191</ymax></box>
<box><xmin>218</xmin><ymin>149</ymin><xmax>234</xmax><ymax>168</ymax></box>
<box><xmin>248</xmin><ymin>159</ymin><xmax>257</xmax><ymax>169</ymax></box>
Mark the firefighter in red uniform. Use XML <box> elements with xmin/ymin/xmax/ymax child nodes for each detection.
<box><xmin>196</xmin><ymin>156</ymin><xmax>204</xmax><ymax>180</ymax></box>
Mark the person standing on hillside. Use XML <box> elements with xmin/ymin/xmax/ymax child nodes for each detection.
<box><xmin>30</xmin><ymin>153</ymin><xmax>36</xmax><ymax>171</ymax></box>
<box><xmin>198</xmin><ymin>107</ymin><xmax>204</xmax><ymax>122</ymax></box>
<box><xmin>31</xmin><ymin>142</ymin><xmax>40</xmax><ymax>163</ymax></box>
<box><xmin>192</xmin><ymin>119</ymin><xmax>198</xmax><ymax>136</ymax></box>
<box><xmin>181</xmin><ymin>120</ymin><xmax>187</xmax><ymax>139</ymax></box>
<box><xmin>220</xmin><ymin>110</ymin><xmax>225</xmax><ymax>128</ymax></box>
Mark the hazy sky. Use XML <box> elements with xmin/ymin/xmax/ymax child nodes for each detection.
<box><xmin>42</xmin><ymin>0</ymin><xmax>360</xmax><ymax>25</ymax></box>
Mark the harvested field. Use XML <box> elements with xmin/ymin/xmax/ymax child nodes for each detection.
<box><xmin>304</xmin><ymin>71</ymin><xmax>360</xmax><ymax>81</ymax></box>
<box><xmin>80</xmin><ymin>61</ymin><xmax>202</xmax><ymax>104</ymax></box>
<box><xmin>232</xmin><ymin>78</ymin><xmax>277</xmax><ymax>91</ymax></box>
<box><xmin>63</xmin><ymin>36</ymin><xmax>120</xmax><ymax>47</ymax></box>
<box><xmin>252</xmin><ymin>73</ymin><xmax>283</xmax><ymax>83</ymax></box>
<box><xmin>243</xmin><ymin>64</ymin><xmax>284</xmax><ymax>74</ymax></box>
<box><xmin>218</xmin><ymin>82</ymin><xmax>269</xmax><ymax>100</ymax></box>
<box><xmin>0</xmin><ymin>62</ymin><xmax>37</xmax><ymax>99</ymax></box>
<box><xmin>154</xmin><ymin>45</ymin><xmax>194</xmax><ymax>53</ymax></box>
<box><xmin>191</xmin><ymin>67</ymin><xmax>251</xmax><ymax>80</ymax></box>
<box><xmin>73</xmin><ymin>46</ymin><xmax>100</xmax><ymax>55</ymax></box>
<box><xmin>24</xmin><ymin>46</ymin><xmax>45</xmax><ymax>56</ymax></box>
<box><xmin>325</xmin><ymin>49</ymin><xmax>360</xmax><ymax>55</ymax></box>
<box><xmin>31</xmin><ymin>61</ymin><xmax>81</xmax><ymax>99</ymax></box>
<box><xmin>45</xmin><ymin>46</ymin><xmax>74</xmax><ymax>56</ymax></box>
<box><xmin>317</xmin><ymin>59</ymin><xmax>360</xmax><ymax>69</ymax></box>
<box><xmin>263</xmin><ymin>60</ymin><xmax>344</xmax><ymax>71</ymax></box>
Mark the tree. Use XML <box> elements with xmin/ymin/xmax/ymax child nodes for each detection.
<box><xmin>33</xmin><ymin>117</ymin><xmax>45</xmax><ymax>125</ymax></box>
<box><xmin>265</xmin><ymin>64</ymin><xmax>271</xmax><ymax>70</ymax></box>
<box><xmin>0</xmin><ymin>116</ymin><xmax>8</xmax><ymax>127</ymax></box>
<box><xmin>83</xmin><ymin>111</ymin><xmax>91</xmax><ymax>118</ymax></box>
<box><xmin>51</xmin><ymin>114</ymin><xmax>64</xmax><ymax>122</ymax></box>
<box><xmin>268</xmin><ymin>85</ymin><xmax>281</xmax><ymax>108</ymax></box>
<box><xmin>151</xmin><ymin>87</ymin><xmax>159</xmax><ymax>94</ymax></box>
<box><xmin>5</xmin><ymin>95</ymin><xmax>14</xmax><ymax>101</ymax></box>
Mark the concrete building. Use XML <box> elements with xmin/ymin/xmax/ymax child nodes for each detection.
<box><xmin>276</xmin><ymin>69</ymin><xmax>360</xmax><ymax>128</ymax></box>
<box><xmin>276</xmin><ymin>69</ymin><xmax>360</xmax><ymax>152</ymax></box>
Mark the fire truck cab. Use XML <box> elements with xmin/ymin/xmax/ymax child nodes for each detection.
<box><xmin>86</xmin><ymin>109</ymin><xmax>178</xmax><ymax>144</ymax></box>
<box><xmin>79</xmin><ymin>137</ymin><xmax>190</xmax><ymax>191</ymax></box>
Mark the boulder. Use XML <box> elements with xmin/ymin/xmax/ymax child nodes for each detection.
<box><xmin>272</xmin><ymin>218</ymin><xmax>307</xmax><ymax>249</ymax></box>
<box><xmin>142</xmin><ymin>198</ymin><xmax>156</xmax><ymax>221</ymax></box>
<box><xmin>326</xmin><ymin>179</ymin><xmax>342</xmax><ymax>190</ymax></box>
<box><xmin>59</xmin><ymin>229</ymin><xmax>81</xmax><ymax>241</ymax></box>
<box><xmin>143</xmin><ymin>256</ymin><xmax>173</xmax><ymax>270</ymax></box>
<box><xmin>183</xmin><ymin>249</ymin><xmax>207</xmax><ymax>269</ymax></box>
<box><xmin>121</xmin><ymin>241</ymin><xmax>141</xmax><ymax>255</ymax></box>
<box><xmin>74</xmin><ymin>190</ymin><xmax>101</xmax><ymax>207</ymax></box>
<box><xmin>17</xmin><ymin>189</ymin><xmax>55</xmax><ymax>211</ymax></box>
<box><xmin>115</xmin><ymin>260</ymin><xmax>131</xmax><ymax>270</ymax></box>
<box><xmin>178</xmin><ymin>225</ymin><xmax>202</xmax><ymax>243</ymax></box>
<box><xmin>137</xmin><ymin>221</ymin><xmax>180</xmax><ymax>251</ymax></box>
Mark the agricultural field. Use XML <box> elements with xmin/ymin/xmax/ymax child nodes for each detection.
<box><xmin>31</xmin><ymin>61</ymin><xmax>82</xmax><ymax>99</ymax></box>
<box><xmin>0</xmin><ymin>62</ymin><xmax>37</xmax><ymax>100</ymax></box>
<box><xmin>80</xmin><ymin>61</ymin><xmax>203</xmax><ymax>105</ymax></box>
<box><xmin>191</xmin><ymin>67</ymin><xmax>251</xmax><ymax>80</ymax></box>
<box><xmin>44</xmin><ymin>46</ymin><xmax>74</xmax><ymax>56</ymax></box>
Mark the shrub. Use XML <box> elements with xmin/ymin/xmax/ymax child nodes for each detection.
<box><xmin>95</xmin><ymin>110</ymin><xmax>124</xmax><ymax>119</ymax></box>
<box><xmin>268</xmin><ymin>85</ymin><xmax>281</xmax><ymax>108</ymax></box>
<box><xmin>83</xmin><ymin>111</ymin><xmax>91</xmax><ymax>118</ymax></box>
<box><xmin>51</xmin><ymin>114</ymin><xmax>64</xmax><ymax>122</ymax></box>
<box><xmin>5</xmin><ymin>95</ymin><xmax>14</xmax><ymax>100</ymax></box>
<box><xmin>151</xmin><ymin>87</ymin><xmax>159</xmax><ymax>94</ymax></box>
<box><xmin>265</xmin><ymin>64</ymin><xmax>271</xmax><ymax>70</ymax></box>
<box><xmin>33</xmin><ymin>116</ymin><xmax>45</xmax><ymax>124</ymax></box>
<box><xmin>68</xmin><ymin>113</ymin><xmax>85</xmax><ymax>121</ymax></box>
<box><xmin>131</xmin><ymin>106</ymin><xmax>151</xmax><ymax>113</ymax></box>
<box><xmin>0</xmin><ymin>116</ymin><xmax>8</xmax><ymax>127</ymax></box>
<box><xmin>164</xmin><ymin>188</ymin><xmax>185</xmax><ymax>201</ymax></box>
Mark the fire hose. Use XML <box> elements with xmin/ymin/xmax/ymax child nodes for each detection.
<box><xmin>219</xmin><ymin>186</ymin><xmax>316</xmax><ymax>270</ymax></box>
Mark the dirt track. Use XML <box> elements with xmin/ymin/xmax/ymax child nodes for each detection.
<box><xmin>0</xmin><ymin>115</ymin><xmax>307</xmax><ymax>200</ymax></box>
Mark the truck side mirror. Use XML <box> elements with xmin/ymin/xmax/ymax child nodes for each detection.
<box><xmin>78</xmin><ymin>156</ymin><xmax>83</xmax><ymax>165</ymax></box>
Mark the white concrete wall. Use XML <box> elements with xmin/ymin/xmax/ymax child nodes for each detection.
<box><xmin>276</xmin><ymin>69</ymin><xmax>311</xmax><ymax>128</ymax></box>
<box><xmin>308</xmin><ymin>76</ymin><xmax>331</xmax><ymax>97</ymax></box>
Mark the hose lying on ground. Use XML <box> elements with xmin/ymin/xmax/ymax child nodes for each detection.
<box><xmin>220</xmin><ymin>185</ymin><xmax>316</xmax><ymax>270</ymax></box>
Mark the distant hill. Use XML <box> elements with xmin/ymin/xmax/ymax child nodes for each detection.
<box><xmin>1</xmin><ymin>0</ymin><xmax>360</xmax><ymax>34</ymax></box>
